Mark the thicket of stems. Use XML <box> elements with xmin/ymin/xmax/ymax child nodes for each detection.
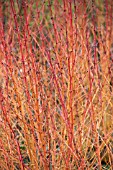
<box><xmin>0</xmin><ymin>0</ymin><xmax>113</xmax><ymax>169</ymax></box>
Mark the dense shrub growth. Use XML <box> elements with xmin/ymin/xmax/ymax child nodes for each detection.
<box><xmin>0</xmin><ymin>0</ymin><xmax>113</xmax><ymax>169</ymax></box>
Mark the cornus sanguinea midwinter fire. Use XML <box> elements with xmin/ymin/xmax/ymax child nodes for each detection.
<box><xmin>0</xmin><ymin>0</ymin><xmax>113</xmax><ymax>169</ymax></box>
